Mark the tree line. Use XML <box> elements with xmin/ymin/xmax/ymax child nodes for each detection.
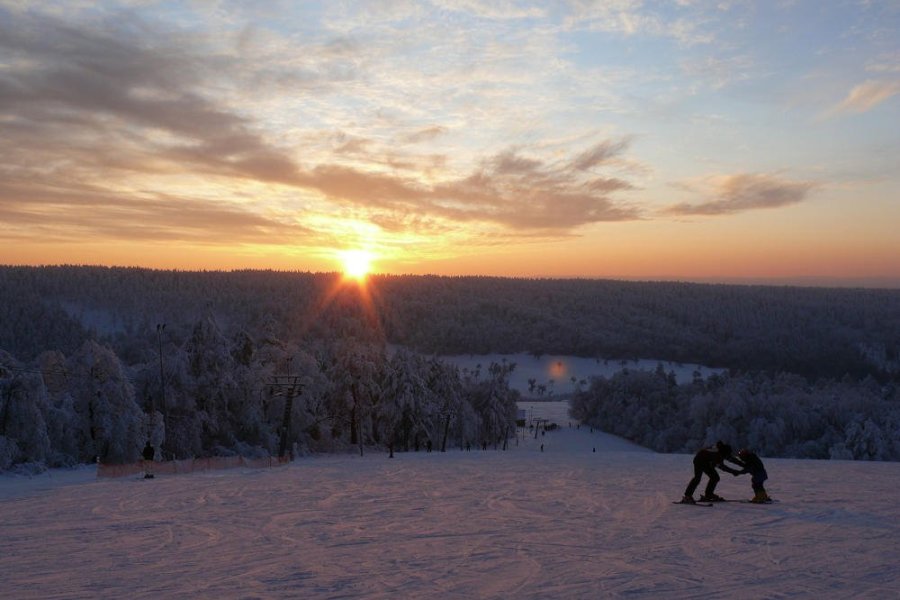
<box><xmin>2</xmin><ymin>265</ymin><xmax>899</xmax><ymax>469</ymax></box>
<box><xmin>569</xmin><ymin>366</ymin><xmax>900</xmax><ymax>461</ymax></box>
<box><xmin>0</xmin><ymin>318</ymin><xmax>520</xmax><ymax>470</ymax></box>
<box><xmin>2</xmin><ymin>266</ymin><xmax>898</xmax><ymax>380</ymax></box>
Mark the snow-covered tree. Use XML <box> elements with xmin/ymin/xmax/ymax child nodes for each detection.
<box><xmin>464</xmin><ymin>361</ymin><xmax>519</xmax><ymax>449</ymax></box>
<box><xmin>0</xmin><ymin>353</ymin><xmax>51</xmax><ymax>468</ymax></box>
<box><xmin>64</xmin><ymin>341</ymin><xmax>143</xmax><ymax>463</ymax></box>
<box><xmin>322</xmin><ymin>340</ymin><xmax>385</xmax><ymax>453</ymax></box>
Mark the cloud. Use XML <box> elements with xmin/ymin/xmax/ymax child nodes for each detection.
<box><xmin>679</xmin><ymin>54</ymin><xmax>755</xmax><ymax>90</ymax></box>
<box><xmin>0</xmin><ymin>7</ymin><xmax>641</xmax><ymax>249</ymax></box>
<box><xmin>0</xmin><ymin>176</ymin><xmax>311</xmax><ymax>244</ymax></box>
<box><xmin>828</xmin><ymin>79</ymin><xmax>900</xmax><ymax>115</ymax></box>
<box><xmin>0</xmin><ymin>10</ymin><xmax>307</xmax><ymax>182</ymax></box>
<box><xmin>866</xmin><ymin>54</ymin><xmax>900</xmax><ymax>74</ymax></box>
<box><xmin>292</xmin><ymin>141</ymin><xmax>639</xmax><ymax>232</ymax></box>
<box><xmin>0</xmin><ymin>9</ymin><xmax>340</xmax><ymax>245</ymax></box>
<box><xmin>427</xmin><ymin>143</ymin><xmax>639</xmax><ymax>229</ymax></box>
<box><xmin>433</xmin><ymin>0</ymin><xmax>547</xmax><ymax>20</ymax></box>
<box><xmin>569</xmin><ymin>138</ymin><xmax>632</xmax><ymax>171</ymax></box>
<box><xmin>489</xmin><ymin>149</ymin><xmax>545</xmax><ymax>175</ymax></box>
<box><xmin>403</xmin><ymin>126</ymin><xmax>448</xmax><ymax>144</ymax></box>
<box><xmin>664</xmin><ymin>173</ymin><xmax>816</xmax><ymax>216</ymax></box>
<box><xmin>562</xmin><ymin>0</ymin><xmax>716</xmax><ymax>45</ymax></box>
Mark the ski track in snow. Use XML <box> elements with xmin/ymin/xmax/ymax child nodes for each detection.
<box><xmin>2</xmin><ymin>402</ymin><xmax>899</xmax><ymax>599</ymax></box>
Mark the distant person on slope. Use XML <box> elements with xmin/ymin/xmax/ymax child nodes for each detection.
<box><xmin>734</xmin><ymin>448</ymin><xmax>771</xmax><ymax>503</ymax></box>
<box><xmin>681</xmin><ymin>440</ymin><xmax>742</xmax><ymax>503</ymax></box>
<box><xmin>142</xmin><ymin>440</ymin><xmax>155</xmax><ymax>479</ymax></box>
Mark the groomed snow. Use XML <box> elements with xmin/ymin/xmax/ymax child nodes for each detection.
<box><xmin>2</xmin><ymin>402</ymin><xmax>898</xmax><ymax>598</ymax></box>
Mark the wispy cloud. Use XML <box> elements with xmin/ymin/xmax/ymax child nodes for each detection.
<box><xmin>679</xmin><ymin>54</ymin><xmax>756</xmax><ymax>90</ymax></box>
<box><xmin>827</xmin><ymin>79</ymin><xmax>900</xmax><ymax>115</ymax></box>
<box><xmin>0</xmin><ymin>8</ymin><xmax>640</xmax><ymax>248</ymax></box>
<box><xmin>664</xmin><ymin>174</ymin><xmax>816</xmax><ymax>216</ymax></box>
<box><xmin>0</xmin><ymin>10</ymin><xmax>301</xmax><ymax>181</ymax></box>
<box><xmin>865</xmin><ymin>52</ymin><xmax>900</xmax><ymax>74</ymax></box>
<box><xmin>0</xmin><ymin>176</ymin><xmax>311</xmax><ymax>244</ymax></box>
<box><xmin>433</xmin><ymin>0</ymin><xmax>547</xmax><ymax>20</ymax></box>
<box><xmin>430</xmin><ymin>142</ymin><xmax>639</xmax><ymax>229</ymax></box>
<box><xmin>293</xmin><ymin>141</ymin><xmax>639</xmax><ymax>232</ymax></box>
<box><xmin>562</xmin><ymin>0</ymin><xmax>717</xmax><ymax>45</ymax></box>
<box><xmin>403</xmin><ymin>126</ymin><xmax>448</xmax><ymax>144</ymax></box>
<box><xmin>569</xmin><ymin>138</ymin><xmax>632</xmax><ymax>171</ymax></box>
<box><xmin>1</xmin><ymin>0</ymin><xmax>891</xmax><ymax>279</ymax></box>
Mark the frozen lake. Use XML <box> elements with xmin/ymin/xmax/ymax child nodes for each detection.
<box><xmin>441</xmin><ymin>352</ymin><xmax>721</xmax><ymax>397</ymax></box>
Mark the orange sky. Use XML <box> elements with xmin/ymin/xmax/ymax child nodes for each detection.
<box><xmin>2</xmin><ymin>2</ymin><xmax>899</xmax><ymax>287</ymax></box>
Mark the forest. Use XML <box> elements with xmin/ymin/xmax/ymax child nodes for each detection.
<box><xmin>569</xmin><ymin>366</ymin><xmax>899</xmax><ymax>461</ymax></box>
<box><xmin>1</xmin><ymin>265</ymin><xmax>899</xmax><ymax>470</ymax></box>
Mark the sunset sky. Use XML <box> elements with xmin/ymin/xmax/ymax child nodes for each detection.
<box><xmin>1</xmin><ymin>1</ymin><xmax>898</xmax><ymax>285</ymax></box>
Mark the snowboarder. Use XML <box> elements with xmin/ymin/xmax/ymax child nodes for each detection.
<box><xmin>681</xmin><ymin>440</ymin><xmax>742</xmax><ymax>503</ymax></box>
<box><xmin>735</xmin><ymin>448</ymin><xmax>771</xmax><ymax>503</ymax></box>
<box><xmin>142</xmin><ymin>440</ymin><xmax>155</xmax><ymax>479</ymax></box>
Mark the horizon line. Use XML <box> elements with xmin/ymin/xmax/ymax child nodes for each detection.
<box><xmin>3</xmin><ymin>263</ymin><xmax>899</xmax><ymax>290</ymax></box>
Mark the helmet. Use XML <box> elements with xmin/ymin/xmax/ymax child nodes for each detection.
<box><xmin>738</xmin><ymin>448</ymin><xmax>750</xmax><ymax>459</ymax></box>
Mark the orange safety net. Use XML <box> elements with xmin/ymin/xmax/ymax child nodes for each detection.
<box><xmin>97</xmin><ymin>455</ymin><xmax>290</xmax><ymax>478</ymax></box>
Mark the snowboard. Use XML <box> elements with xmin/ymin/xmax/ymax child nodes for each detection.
<box><xmin>673</xmin><ymin>500</ymin><xmax>713</xmax><ymax>507</ymax></box>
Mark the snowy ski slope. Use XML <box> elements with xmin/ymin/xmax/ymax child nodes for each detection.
<box><xmin>1</xmin><ymin>402</ymin><xmax>898</xmax><ymax>598</ymax></box>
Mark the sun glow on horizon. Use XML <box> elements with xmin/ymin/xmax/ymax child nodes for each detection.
<box><xmin>1</xmin><ymin>4</ymin><xmax>898</xmax><ymax>287</ymax></box>
<box><xmin>339</xmin><ymin>249</ymin><xmax>375</xmax><ymax>281</ymax></box>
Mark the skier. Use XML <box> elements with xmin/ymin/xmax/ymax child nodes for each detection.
<box><xmin>681</xmin><ymin>440</ymin><xmax>742</xmax><ymax>503</ymax></box>
<box><xmin>142</xmin><ymin>440</ymin><xmax>155</xmax><ymax>479</ymax></box>
<box><xmin>735</xmin><ymin>448</ymin><xmax>771</xmax><ymax>503</ymax></box>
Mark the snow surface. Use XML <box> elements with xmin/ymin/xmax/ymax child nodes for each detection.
<box><xmin>2</xmin><ymin>402</ymin><xmax>899</xmax><ymax>599</ymax></box>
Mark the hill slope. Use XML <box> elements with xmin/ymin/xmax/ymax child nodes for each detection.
<box><xmin>2</xmin><ymin>403</ymin><xmax>897</xmax><ymax>598</ymax></box>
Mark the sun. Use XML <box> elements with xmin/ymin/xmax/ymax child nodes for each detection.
<box><xmin>339</xmin><ymin>249</ymin><xmax>374</xmax><ymax>281</ymax></box>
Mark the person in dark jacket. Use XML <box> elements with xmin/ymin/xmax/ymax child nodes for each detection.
<box><xmin>735</xmin><ymin>448</ymin><xmax>771</xmax><ymax>503</ymax></box>
<box><xmin>682</xmin><ymin>440</ymin><xmax>743</xmax><ymax>503</ymax></box>
<box><xmin>142</xmin><ymin>440</ymin><xmax>155</xmax><ymax>479</ymax></box>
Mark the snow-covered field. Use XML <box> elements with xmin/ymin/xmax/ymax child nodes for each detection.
<box><xmin>2</xmin><ymin>402</ymin><xmax>899</xmax><ymax>599</ymax></box>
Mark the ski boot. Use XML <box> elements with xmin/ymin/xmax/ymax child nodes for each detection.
<box><xmin>750</xmin><ymin>490</ymin><xmax>771</xmax><ymax>503</ymax></box>
<box><xmin>699</xmin><ymin>493</ymin><xmax>726</xmax><ymax>502</ymax></box>
<box><xmin>680</xmin><ymin>495</ymin><xmax>696</xmax><ymax>504</ymax></box>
